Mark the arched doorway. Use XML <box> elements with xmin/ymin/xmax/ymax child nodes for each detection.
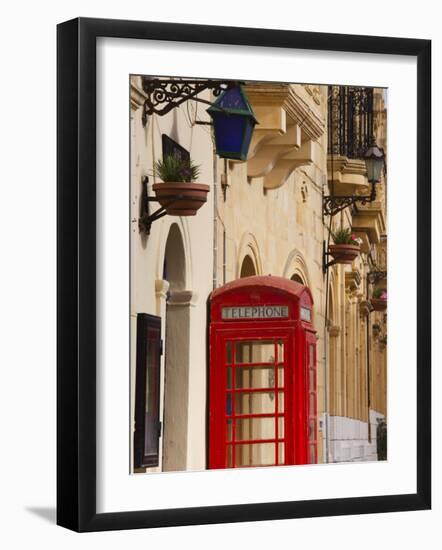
<box><xmin>162</xmin><ymin>223</ymin><xmax>190</xmax><ymax>471</ymax></box>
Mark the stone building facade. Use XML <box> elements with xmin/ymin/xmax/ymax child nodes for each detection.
<box><xmin>130</xmin><ymin>75</ymin><xmax>387</xmax><ymax>473</ymax></box>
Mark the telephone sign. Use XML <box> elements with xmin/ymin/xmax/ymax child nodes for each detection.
<box><xmin>221</xmin><ymin>305</ymin><xmax>289</xmax><ymax>320</ymax></box>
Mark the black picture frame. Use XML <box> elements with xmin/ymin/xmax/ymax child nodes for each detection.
<box><xmin>57</xmin><ymin>17</ymin><xmax>431</xmax><ymax>532</ymax></box>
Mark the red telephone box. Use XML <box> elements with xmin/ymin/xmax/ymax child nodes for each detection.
<box><xmin>209</xmin><ymin>275</ymin><xmax>317</xmax><ymax>469</ymax></box>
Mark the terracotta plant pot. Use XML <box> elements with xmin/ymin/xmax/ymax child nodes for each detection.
<box><xmin>328</xmin><ymin>244</ymin><xmax>360</xmax><ymax>265</ymax></box>
<box><xmin>153</xmin><ymin>182</ymin><xmax>210</xmax><ymax>216</ymax></box>
<box><xmin>371</xmin><ymin>298</ymin><xmax>387</xmax><ymax>312</ymax></box>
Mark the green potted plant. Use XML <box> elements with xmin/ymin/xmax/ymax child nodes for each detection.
<box><xmin>152</xmin><ymin>154</ymin><xmax>210</xmax><ymax>216</ymax></box>
<box><xmin>328</xmin><ymin>228</ymin><xmax>362</xmax><ymax>264</ymax></box>
<box><xmin>371</xmin><ymin>288</ymin><xmax>387</xmax><ymax>311</ymax></box>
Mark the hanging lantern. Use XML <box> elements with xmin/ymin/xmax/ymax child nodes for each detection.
<box><xmin>207</xmin><ymin>85</ymin><xmax>258</xmax><ymax>161</ymax></box>
<box><xmin>364</xmin><ymin>144</ymin><xmax>385</xmax><ymax>183</ymax></box>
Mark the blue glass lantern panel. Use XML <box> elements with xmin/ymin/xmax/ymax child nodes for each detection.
<box><xmin>241</xmin><ymin>118</ymin><xmax>255</xmax><ymax>157</ymax></box>
<box><xmin>212</xmin><ymin>113</ymin><xmax>247</xmax><ymax>158</ymax></box>
<box><xmin>217</xmin><ymin>87</ymin><xmax>248</xmax><ymax>110</ymax></box>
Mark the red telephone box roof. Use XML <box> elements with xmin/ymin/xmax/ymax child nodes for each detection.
<box><xmin>211</xmin><ymin>275</ymin><xmax>313</xmax><ymax>304</ymax></box>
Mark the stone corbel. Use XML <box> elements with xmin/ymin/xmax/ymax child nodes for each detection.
<box><xmin>261</xmin><ymin>139</ymin><xmax>321</xmax><ymax>190</ymax></box>
<box><xmin>247</xmin><ymin>124</ymin><xmax>302</xmax><ymax>178</ymax></box>
<box><xmin>351</xmin><ymin>202</ymin><xmax>386</xmax><ymax>245</ymax></box>
<box><xmin>245</xmin><ymin>83</ymin><xmax>325</xmax><ymax>189</ymax></box>
<box><xmin>327</xmin><ymin>156</ymin><xmax>369</xmax><ymax>195</ymax></box>
<box><xmin>345</xmin><ymin>270</ymin><xmax>362</xmax><ymax>292</ymax></box>
<box><xmin>248</xmin><ymin>105</ymin><xmax>288</xmax><ymax>159</ymax></box>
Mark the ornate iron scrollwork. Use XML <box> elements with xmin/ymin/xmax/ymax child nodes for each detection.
<box><xmin>328</xmin><ymin>85</ymin><xmax>374</xmax><ymax>159</ymax></box>
<box><xmin>323</xmin><ymin>181</ymin><xmax>377</xmax><ymax>217</ymax></box>
<box><xmin>141</xmin><ymin>77</ymin><xmax>237</xmax><ymax>124</ymax></box>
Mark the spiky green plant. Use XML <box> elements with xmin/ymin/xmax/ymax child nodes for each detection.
<box><xmin>372</xmin><ymin>288</ymin><xmax>387</xmax><ymax>300</ymax></box>
<box><xmin>331</xmin><ymin>227</ymin><xmax>360</xmax><ymax>245</ymax></box>
<box><xmin>153</xmin><ymin>154</ymin><xmax>201</xmax><ymax>183</ymax></box>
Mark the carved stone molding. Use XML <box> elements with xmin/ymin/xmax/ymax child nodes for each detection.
<box><xmin>167</xmin><ymin>290</ymin><xmax>197</xmax><ymax>307</ymax></box>
<box><xmin>246</xmin><ymin>83</ymin><xmax>325</xmax><ymax>142</ymax></box>
<box><xmin>304</xmin><ymin>84</ymin><xmax>322</xmax><ymax>106</ymax></box>
<box><xmin>130</xmin><ymin>77</ymin><xmax>148</xmax><ymax>111</ymax></box>
<box><xmin>283</xmin><ymin>86</ymin><xmax>325</xmax><ymax>141</ymax></box>
<box><xmin>155</xmin><ymin>279</ymin><xmax>170</xmax><ymax>300</ymax></box>
<box><xmin>351</xmin><ymin>202</ymin><xmax>386</xmax><ymax>245</ymax></box>
<box><xmin>327</xmin><ymin>155</ymin><xmax>369</xmax><ymax>194</ymax></box>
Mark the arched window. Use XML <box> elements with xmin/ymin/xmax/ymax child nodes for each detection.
<box><xmin>290</xmin><ymin>273</ymin><xmax>305</xmax><ymax>285</ymax></box>
<box><xmin>240</xmin><ymin>255</ymin><xmax>256</xmax><ymax>278</ymax></box>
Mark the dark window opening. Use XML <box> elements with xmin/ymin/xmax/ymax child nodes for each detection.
<box><xmin>162</xmin><ymin>134</ymin><xmax>190</xmax><ymax>163</ymax></box>
<box><xmin>134</xmin><ymin>314</ymin><xmax>162</xmax><ymax>469</ymax></box>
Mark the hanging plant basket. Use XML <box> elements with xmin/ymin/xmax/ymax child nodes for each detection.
<box><xmin>371</xmin><ymin>298</ymin><xmax>387</xmax><ymax>312</ymax></box>
<box><xmin>152</xmin><ymin>182</ymin><xmax>210</xmax><ymax>216</ymax></box>
<box><xmin>328</xmin><ymin>243</ymin><xmax>360</xmax><ymax>265</ymax></box>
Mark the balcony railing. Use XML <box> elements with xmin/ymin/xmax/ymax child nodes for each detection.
<box><xmin>327</xmin><ymin>85</ymin><xmax>374</xmax><ymax>159</ymax></box>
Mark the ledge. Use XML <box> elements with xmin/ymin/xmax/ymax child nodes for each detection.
<box><xmin>351</xmin><ymin>202</ymin><xmax>386</xmax><ymax>245</ymax></box>
<box><xmin>246</xmin><ymin>83</ymin><xmax>325</xmax><ymax>142</ymax></box>
<box><xmin>327</xmin><ymin>156</ymin><xmax>369</xmax><ymax>194</ymax></box>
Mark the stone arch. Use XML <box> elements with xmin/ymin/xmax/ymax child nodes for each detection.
<box><xmin>163</xmin><ymin>224</ymin><xmax>186</xmax><ymax>290</ymax></box>
<box><xmin>155</xmin><ymin>218</ymin><xmax>193</xmax><ymax>291</ymax></box>
<box><xmin>282</xmin><ymin>249</ymin><xmax>311</xmax><ymax>288</ymax></box>
<box><xmin>237</xmin><ymin>233</ymin><xmax>263</xmax><ymax>279</ymax></box>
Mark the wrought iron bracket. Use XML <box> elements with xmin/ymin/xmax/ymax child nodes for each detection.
<box><xmin>323</xmin><ymin>241</ymin><xmax>337</xmax><ymax>273</ymax></box>
<box><xmin>141</xmin><ymin>77</ymin><xmax>239</xmax><ymax>124</ymax></box>
<box><xmin>323</xmin><ymin>180</ymin><xmax>378</xmax><ymax>217</ymax></box>
<box><xmin>367</xmin><ymin>269</ymin><xmax>387</xmax><ymax>285</ymax></box>
<box><xmin>138</xmin><ymin>176</ymin><xmax>183</xmax><ymax>235</ymax></box>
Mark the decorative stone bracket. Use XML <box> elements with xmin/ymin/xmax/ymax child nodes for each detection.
<box><xmin>327</xmin><ymin>156</ymin><xmax>368</xmax><ymax>195</ymax></box>
<box><xmin>261</xmin><ymin>140</ymin><xmax>322</xmax><ymax>190</ymax></box>
<box><xmin>359</xmin><ymin>299</ymin><xmax>374</xmax><ymax>317</ymax></box>
<box><xmin>345</xmin><ymin>270</ymin><xmax>362</xmax><ymax>293</ymax></box>
<box><xmin>351</xmin><ymin>202</ymin><xmax>386</xmax><ymax>245</ymax></box>
<box><xmin>245</xmin><ymin>84</ymin><xmax>326</xmax><ymax>190</ymax></box>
